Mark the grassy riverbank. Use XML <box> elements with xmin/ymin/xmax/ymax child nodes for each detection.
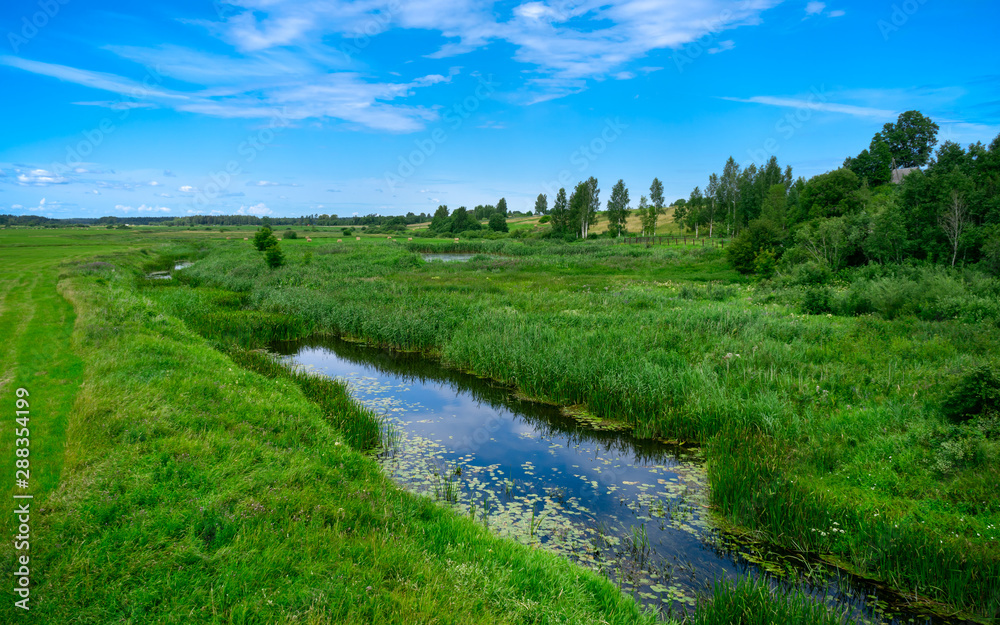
<box><xmin>167</xmin><ymin>235</ymin><xmax>1000</xmax><ymax>620</ymax></box>
<box><xmin>1</xmin><ymin>231</ymin><xmax>660</xmax><ymax>624</ymax></box>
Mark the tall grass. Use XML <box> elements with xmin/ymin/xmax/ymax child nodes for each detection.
<box><xmin>227</xmin><ymin>347</ymin><xmax>384</xmax><ymax>451</ymax></box>
<box><xmin>162</xmin><ymin>240</ymin><xmax>1000</xmax><ymax>618</ymax></box>
<box><xmin>691</xmin><ymin>578</ymin><xmax>857</xmax><ymax>625</ymax></box>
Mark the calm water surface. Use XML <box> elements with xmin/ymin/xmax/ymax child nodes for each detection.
<box><xmin>274</xmin><ymin>337</ymin><xmax>959</xmax><ymax>623</ymax></box>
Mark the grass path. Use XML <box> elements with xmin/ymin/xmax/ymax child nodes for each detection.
<box><xmin>1</xmin><ymin>232</ymin><xmax>128</xmax><ymax>505</ymax></box>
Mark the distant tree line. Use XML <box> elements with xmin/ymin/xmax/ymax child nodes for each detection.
<box><xmin>427</xmin><ymin>198</ymin><xmax>515</xmax><ymax>234</ymax></box>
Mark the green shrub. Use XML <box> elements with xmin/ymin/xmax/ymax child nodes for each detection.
<box><xmin>727</xmin><ymin>219</ymin><xmax>782</xmax><ymax>275</ymax></box>
<box><xmin>801</xmin><ymin>286</ymin><xmax>832</xmax><ymax>314</ymax></box>
<box><xmin>754</xmin><ymin>249</ymin><xmax>776</xmax><ymax>280</ymax></box>
<box><xmin>791</xmin><ymin>261</ymin><xmax>831</xmax><ymax>285</ymax></box>
<box><xmin>264</xmin><ymin>244</ymin><xmax>285</xmax><ymax>268</ymax></box>
<box><xmin>942</xmin><ymin>365</ymin><xmax>1000</xmax><ymax>423</ymax></box>
<box><xmin>868</xmin><ymin>277</ymin><xmax>916</xmax><ymax>319</ymax></box>
<box><xmin>284</xmin><ymin>229</ymin><xmax>298</xmax><ymax>239</ymax></box>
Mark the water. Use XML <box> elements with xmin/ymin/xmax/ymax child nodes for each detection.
<box><xmin>420</xmin><ymin>253</ymin><xmax>494</xmax><ymax>262</ymax></box>
<box><xmin>146</xmin><ymin>261</ymin><xmax>193</xmax><ymax>280</ymax></box>
<box><xmin>273</xmin><ymin>337</ymin><xmax>963</xmax><ymax>623</ymax></box>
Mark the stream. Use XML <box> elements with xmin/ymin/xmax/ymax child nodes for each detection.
<box><xmin>273</xmin><ymin>336</ymin><xmax>962</xmax><ymax>624</ymax></box>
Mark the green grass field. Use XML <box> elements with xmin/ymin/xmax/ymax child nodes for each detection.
<box><xmin>1</xmin><ymin>228</ymin><xmax>667</xmax><ymax>623</ymax></box>
<box><xmin>2</xmin><ymin>226</ymin><xmax>998</xmax><ymax>623</ymax></box>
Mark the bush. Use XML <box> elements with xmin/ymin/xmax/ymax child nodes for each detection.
<box><xmin>264</xmin><ymin>244</ymin><xmax>285</xmax><ymax>268</ymax></box>
<box><xmin>284</xmin><ymin>229</ymin><xmax>298</xmax><ymax>239</ymax></box>
<box><xmin>790</xmin><ymin>261</ymin><xmax>831</xmax><ymax>286</ymax></box>
<box><xmin>754</xmin><ymin>249</ymin><xmax>776</xmax><ymax>280</ymax></box>
<box><xmin>868</xmin><ymin>277</ymin><xmax>917</xmax><ymax>319</ymax></box>
<box><xmin>942</xmin><ymin>365</ymin><xmax>1000</xmax><ymax>423</ymax></box>
<box><xmin>727</xmin><ymin>219</ymin><xmax>782</xmax><ymax>275</ymax></box>
<box><xmin>801</xmin><ymin>286</ymin><xmax>832</xmax><ymax>314</ymax></box>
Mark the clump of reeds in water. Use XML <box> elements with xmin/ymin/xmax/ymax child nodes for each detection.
<box><xmin>691</xmin><ymin>577</ymin><xmax>857</xmax><ymax>625</ymax></box>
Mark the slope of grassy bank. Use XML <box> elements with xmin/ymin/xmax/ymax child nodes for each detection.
<box><xmin>1</xmin><ymin>244</ymin><xmax>658</xmax><ymax>624</ymax></box>
<box><xmin>173</xmin><ymin>237</ymin><xmax>1000</xmax><ymax>619</ymax></box>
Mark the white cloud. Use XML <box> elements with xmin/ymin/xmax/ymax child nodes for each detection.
<box><xmin>805</xmin><ymin>2</ymin><xmax>825</xmax><ymax>15</ymax></box>
<box><xmin>708</xmin><ymin>40</ymin><xmax>735</xmax><ymax>54</ymax></box>
<box><xmin>3</xmin><ymin>1</ymin><xmax>790</xmax><ymax>122</ymax></box>
<box><xmin>722</xmin><ymin>95</ymin><xmax>896</xmax><ymax>118</ymax></box>
<box><xmin>828</xmin><ymin>9</ymin><xmax>845</xmax><ymax>17</ymax></box>
<box><xmin>236</xmin><ymin>202</ymin><xmax>273</xmax><ymax>216</ymax></box>
<box><xmin>15</xmin><ymin>168</ymin><xmax>69</xmax><ymax>186</ymax></box>
<box><xmin>73</xmin><ymin>101</ymin><xmax>157</xmax><ymax>110</ymax></box>
<box><xmin>179</xmin><ymin>185</ymin><xmax>196</xmax><ymax>192</ymax></box>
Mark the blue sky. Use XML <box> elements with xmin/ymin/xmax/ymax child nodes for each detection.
<box><xmin>1</xmin><ymin>0</ymin><xmax>998</xmax><ymax>219</ymax></box>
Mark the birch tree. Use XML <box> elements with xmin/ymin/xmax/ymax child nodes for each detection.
<box><xmin>939</xmin><ymin>190</ymin><xmax>969</xmax><ymax>267</ymax></box>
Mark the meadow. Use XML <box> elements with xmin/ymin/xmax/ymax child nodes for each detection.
<box><xmin>2</xmin><ymin>226</ymin><xmax>998</xmax><ymax>622</ymax></box>
<box><xmin>165</xmin><ymin>232</ymin><xmax>1000</xmax><ymax>620</ymax></box>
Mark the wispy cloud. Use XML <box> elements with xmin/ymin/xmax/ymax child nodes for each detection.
<box><xmin>3</xmin><ymin>1</ymin><xmax>790</xmax><ymax>122</ymax></box>
<box><xmin>804</xmin><ymin>2</ymin><xmax>845</xmax><ymax>18</ymax></box>
<box><xmin>250</xmin><ymin>180</ymin><xmax>301</xmax><ymax>187</ymax></box>
<box><xmin>708</xmin><ymin>40</ymin><xmax>735</xmax><ymax>54</ymax></box>
<box><xmin>115</xmin><ymin>203</ymin><xmax>172</xmax><ymax>213</ymax></box>
<box><xmin>721</xmin><ymin>95</ymin><xmax>896</xmax><ymax>118</ymax></box>
<box><xmin>0</xmin><ymin>47</ymin><xmax>452</xmax><ymax>132</ymax></box>
<box><xmin>805</xmin><ymin>2</ymin><xmax>825</xmax><ymax>15</ymax></box>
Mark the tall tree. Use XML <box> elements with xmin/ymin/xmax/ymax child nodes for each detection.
<box><xmin>568</xmin><ymin>181</ymin><xmax>589</xmax><ymax>238</ymax></box>
<box><xmin>550</xmin><ymin>188</ymin><xmax>570</xmax><ymax>234</ymax></box>
<box><xmin>939</xmin><ymin>190</ymin><xmax>970</xmax><ymax>267</ymax></box>
<box><xmin>646</xmin><ymin>177</ymin><xmax>665</xmax><ymax>235</ymax></box>
<box><xmin>496</xmin><ymin>197</ymin><xmax>508</xmax><ymax>217</ymax></box>
<box><xmin>799</xmin><ymin>168</ymin><xmax>862</xmax><ymax>220</ymax></box>
<box><xmin>488</xmin><ymin>212</ymin><xmax>509</xmax><ymax>233</ymax></box>
<box><xmin>845</xmin><ymin>137</ymin><xmax>893</xmax><ymax>186</ymax></box>
<box><xmin>706</xmin><ymin>173</ymin><xmax>721</xmax><ymax>237</ymax></box>
<box><xmin>580</xmin><ymin>177</ymin><xmax>600</xmax><ymax>239</ymax></box>
<box><xmin>672</xmin><ymin>198</ymin><xmax>688</xmax><ymax>230</ymax></box>
<box><xmin>686</xmin><ymin>186</ymin><xmax>704</xmax><ymax>237</ymax></box>
<box><xmin>876</xmin><ymin>110</ymin><xmax>939</xmax><ymax>168</ymax></box>
<box><xmin>760</xmin><ymin>183</ymin><xmax>788</xmax><ymax>229</ymax></box>
<box><xmin>606</xmin><ymin>179</ymin><xmax>630</xmax><ymax>237</ymax></box>
<box><xmin>650</xmin><ymin>178</ymin><xmax>665</xmax><ymax>211</ymax></box>
<box><xmin>430</xmin><ymin>205</ymin><xmax>450</xmax><ymax>232</ymax></box>
<box><xmin>760</xmin><ymin>156</ymin><xmax>784</xmax><ymax>191</ymax></box>
<box><xmin>534</xmin><ymin>193</ymin><xmax>548</xmax><ymax>215</ymax></box>
<box><xmin>720</xmin><ymin>157</ymin><xmax>741</xmax><ymax>235</ymax></box>
<box><xmin>450</xmin><ymin>206</ymin><xmax>480</xmax><ymax>233</ymax></box>
<box><xmin>736</xmin><ymin>163</ymin><xmax>760</xmax><ymax>230</ymax></box>
<box><xmin>637</xmin><ymin>195</ymin><xmax>651</xmax><ymax>235</ymax></box>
